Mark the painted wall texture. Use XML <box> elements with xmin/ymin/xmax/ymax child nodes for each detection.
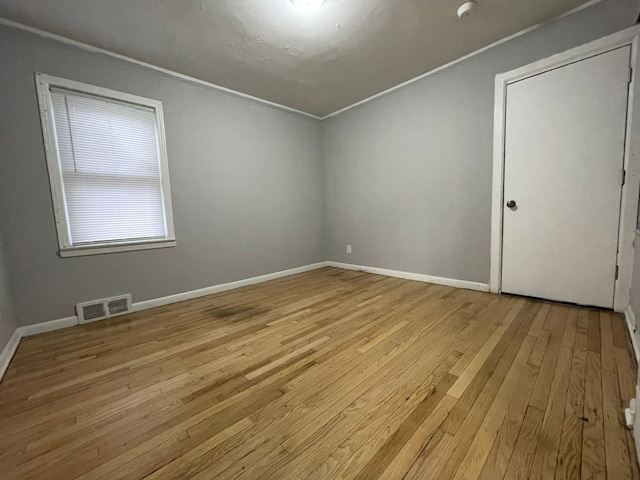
<box><xmin>630</xmin><ymin>232</ymin><xmax>640</xmax><ymax>329</ymax></box>
<box><xmin>630</xmin><ymin>231</ymin><xmax>640</xmax><ymax>459</ymax></box>
<box><xmin>0</xmin><ymin>0</ymin><xmax>639</xmax><ymax>330</ymax></box>
<box><xmin>0</xmin><ymin>24</ymin><xmax>325</xmax><ymax>326</ymax></box>
<box><xmin>322</xmin><ymin>0</ymin><xmax>639</xmax><ymax>283</ymax></box>
<box><xmin>0</xmin><ymin>234</ymin><xmax>17</xmax><ymax>354</ymax></box>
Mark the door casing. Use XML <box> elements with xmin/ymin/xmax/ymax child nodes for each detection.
<box><xmin>490</xmin><ymin>25</ymin><xmax>640</xmax><ymax>312</ymax></box>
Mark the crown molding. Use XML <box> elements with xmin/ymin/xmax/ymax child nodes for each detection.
<box><xmin>0</xmin><ymin>0</ymin><xmax>614</xmax><ymax>121</ymax></box>
<box><xmin>320</xmin><ymin>0</ymin><xmax>606</xmax><ymax>119</ymax></box>
<box><xmin>0</xmin><ymin>17</ymin><xmax>322</xmax><ymax>120</ymax></box>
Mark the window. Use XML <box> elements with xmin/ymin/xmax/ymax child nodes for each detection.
<box><xmin>36</xmin><ymin>73</ymin><xmax>175</xmax><ymax>257</ymax></box>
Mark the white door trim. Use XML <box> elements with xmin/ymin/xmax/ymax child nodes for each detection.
<box><xmin>490</xmin><ymin>25</ymin><xmax>640</xmax><ymax>312</ymax></box>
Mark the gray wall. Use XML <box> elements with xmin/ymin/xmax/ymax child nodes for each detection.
<box><xmin>1</xmin><ymin>0</ymin><xmax>639</xmax><ymax>329</ymax></box>
<box><xmin>0</xmin><ymin>234</ymin><xmax>17</xmax><ymax>352</ymax></box>
<box><xmin>0</xmin><ymin>24</ymin><xmax>325</xmax><ymax>326</ymax></box>
<box><xmin>631</xmin><ymin>232</ymin><xmax>640</xmax><ymax>460</ymax></box>
<box><xmin>630</xmin><ymin>232</ymin><xmax>640</xmax><ymax>323</ymax></box>
<box><xmin>323</xmin><ymin>0</ymin><xmax>640</xmax><ymax>284</ymax></box>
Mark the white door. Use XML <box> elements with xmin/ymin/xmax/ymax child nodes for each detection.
<box><xmin>501</xmin><ymin>46</ymin><xmax>631</xmax><ymax>308</ymax></box>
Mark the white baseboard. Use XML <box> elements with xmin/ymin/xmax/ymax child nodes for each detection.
<box><xmin>0</xmin><ymin>329</ymin><xmax>22</xmax><ymax>381</ymax></box>
<box><xmin>18</xmin><ymin>316</ymin><xmax>79</xmax><ymax>338</ymax></box>
<box><xmin>0</xmin><ymin>316</ymin><xmax>80</xmax><ymax>382</ymax></box>
<box><xmin>132</xmin><ymin>262</ymin><xmax>328</xmax><ymax>312</ymax></box>
<box><xmin>633</xmin><ymin>383</ymin><xmax>640</xmax><ymax>470</ymax></box>
<box><xmin>624</xmin><ymin>306</ymin><xmax>640</xmax><ymax>365</ymax></box>
<box><xmin>326</xmin><ymin>261</ymin><xmax>490</xmax><ymax>292</ymax></box>
<box><xmin>0</xmin><ymin>260</ymin><xmax>488</xmax><ymax>382</ymax></box>
<box><xmin>0</xmin><ymin>262</ymin><xmax>328</xmax><ymax>382</ymax></box>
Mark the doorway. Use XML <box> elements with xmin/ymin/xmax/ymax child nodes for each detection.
<box><xmin>490</xmin><ymin>27</ymin><xmax>640</xmax><ymax>311</ymax></box>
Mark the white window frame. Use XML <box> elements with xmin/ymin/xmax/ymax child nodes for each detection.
<box><xmin>35</xmin><ymin>73</ymin><xmax>176</xmax><ymax>257</ymax></box>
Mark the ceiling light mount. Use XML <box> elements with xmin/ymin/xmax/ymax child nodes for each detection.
<box><xmin>290</xmin><ymin>0</ymin><xmax>324</xmax><ymax>14</ymax></box>
<box><xmin>457</xmin><ymin>1</ymin><xmax>477</xmax><ymax>18</ymax></box>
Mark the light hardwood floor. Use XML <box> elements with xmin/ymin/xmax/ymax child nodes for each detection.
<box><xmin>0</xmin><ymin>267</ymin><xmax>638</xmax><ymax>479</ymax></box>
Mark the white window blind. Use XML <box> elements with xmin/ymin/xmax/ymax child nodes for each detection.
<box><xmin>50</xmin><ymin>88</ymin><xmax>169</xmax><ymax>247</ymax></box>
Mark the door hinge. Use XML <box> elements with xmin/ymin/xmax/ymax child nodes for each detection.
<box><xmin>622</xmin><ymin>170</ymin><xmax>627</xmax><ymax>186</ymax></box>
<box><xmin>616</xmin><ymin>265</ymin><xmax>619</xmax><ymax>280</ymax></box>
<box><xmin>630</xmin><ymin>67</ymin><xmax>634</xmax><ymax>84</ymax></box>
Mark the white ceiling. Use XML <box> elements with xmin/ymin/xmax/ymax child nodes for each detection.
<box><xmin>0</xmin><ymin>0</ymin><xmax>593</xmax><ymax>117</ymax></box>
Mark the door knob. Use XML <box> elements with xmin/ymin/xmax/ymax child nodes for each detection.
<box><xmin>506</xmin><ymin>200</ymin><xmax>517</xmax><ymax>208</ymax></box>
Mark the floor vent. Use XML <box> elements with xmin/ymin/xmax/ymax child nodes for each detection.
<box><xmin>77</xmin><ymin>294</ymin><xmax>132</xmax><ymax>324</ymax></box>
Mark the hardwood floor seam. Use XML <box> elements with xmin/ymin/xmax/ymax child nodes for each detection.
<box><xmin>0</xmin><ymin>267</ymin><xmax>636</xmax><ymax>480</ymax></box>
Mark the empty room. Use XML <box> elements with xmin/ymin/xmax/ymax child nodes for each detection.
<box><xmin>2</xmin><ymin>0</ymin><xmax>640</xmax><ymax>479</ymax></box>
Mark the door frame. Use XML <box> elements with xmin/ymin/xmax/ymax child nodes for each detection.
<box><xmin>490</xmin><ymin>25</ymin><xmax>640</xmax><ymax>312</ymax></box>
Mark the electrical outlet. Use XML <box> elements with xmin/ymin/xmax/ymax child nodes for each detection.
<box><xmin>347</xmin><ymin>245</ymin><xmax>352</xmax><ymax>254</ymax></box>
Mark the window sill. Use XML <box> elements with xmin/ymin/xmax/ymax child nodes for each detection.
<box><xmin>59</xmin><ymin>239</ymin><xmax>176</xmax><ymax>258</ymax></box>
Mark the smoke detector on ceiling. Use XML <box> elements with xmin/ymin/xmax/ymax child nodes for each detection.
<box><xmin>457</xmin><ymin>1</ymin><xmax>478</xmax><ymax>18</ymax></box>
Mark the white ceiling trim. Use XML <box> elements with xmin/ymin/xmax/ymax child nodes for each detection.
<box><xmin>320</xmin><ymin>0</ymin><xmax>605</xmax><ymax>119</ymax></box>
<box><xmin>0</xmin><ymin>17</ymin><xmax>322</xmax><ymax>120</ymax></box>
<box><xmin>0</xmin><ymin>0</ymin><xmax>615</xmax><ymax>121</ymax></box>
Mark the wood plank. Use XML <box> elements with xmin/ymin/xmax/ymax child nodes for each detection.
<box><xmin>503</xmin><ymin>406</ymin><xmax>545</xmax><ymax>480</ymax></box>
<box><xmin>555</xmin><ymin>309</ymin><xmax>588</xmax><ymax>480</ymax></box>
<box><xmin>587</xmin><ymin>310</ymin><xmax>602</xmax><ymax>353</ymax></box>
<box><xmin>403</xmin><ymin>429</ymin><xmax>456</xmax><ymax>480</ymax></box>
<box><xmin>582</xmin><ymin>350</ymin><xmax>606</xmax><ymax>480</ymax></box>
<box><xmin>477</xmin><ymin>362</ymin><xmax>539</xmax><ymax>480</ymax></box>
<box><xmin>528</xmin><ymin>305</ymin><xmax>555</xmax><ymax>367</ymax></box>
<box><xmin>0</xmin><ymin>268</ymin><xmax>635</xmax><ymax>480</ymax></box>
<box><xmin>601</xmin><ymin>312</ymin><xmax>633</xmax><ymax>480</ymax></box>
<box><xmin>451</xmin><ymin>335</ymin><xmax>536</xmax><ymax>480</ymax></box>
<box><xmin>447</xmin><ymin>299</ymin><xmax>526</xmax><ymax>399</ymax></box>
<box><xmin>430</xmin><ymin>302</ymin><xmax>538</xmax><ymax>479</ymax></box>
<box><xmin>377</xmin><ymin>395</ymin><xmax>458</xmax><ymax>479</ymax></box>
<box><xmin>528</xmin><ymin>303</ymin><xmax>551</xmax><ymax>338</ymax></box>
<box><xmin>356</xmin><ymin>319</ymin><xmax>409</xmax><ymax>353</ymax></box>
<box><xmin>528</xmin><ymin>346</ymin><xmax>572</xmax><ymax>479</ymax></box>
<box><xmin>347</xmin><ymin>373</ymin><xmax>458</xmax><ymax>480</ymax></box>
<box><xmin>528</xmin><ymin>305</ymin><xmax>568</xmax><ymax>411</ymax></box>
